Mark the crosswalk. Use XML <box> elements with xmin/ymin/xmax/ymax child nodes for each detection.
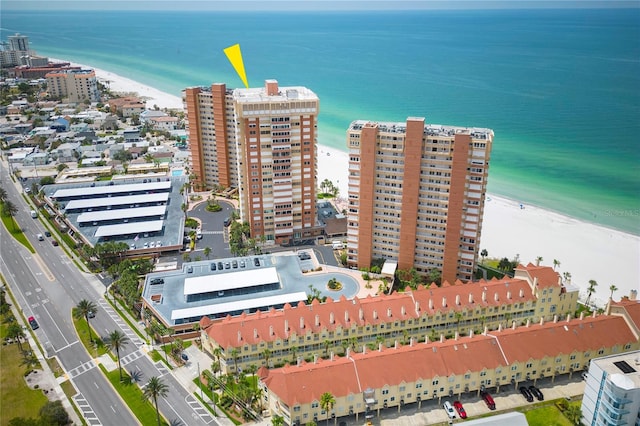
<box><xmin>68</xmin><ymin>360</ymin><xmax>97</xmax><ymax>378</ymax></box>
<box><xmin>97</xmin><ymin>299</ymin><xmax>144</xmax><ymax>347</ymax></box>
<box><xmin>73</xmin><ymin>393</ymin><xmax>102</xmax><ymax>425</ymax></box>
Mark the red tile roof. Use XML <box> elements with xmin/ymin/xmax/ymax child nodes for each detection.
<box><xmin>612</xmin><ymin>298</ymin><xmax>640</xmax><ymax>331</ymax></box>
<box><xmin>259</xmin><ymin>315</ymin><xmax>637</xmax><ymax>407</ymax></box>
<box><xmin>514</xmin><ymin>263</ymin><xmax>562</xmax><ymax>289</ymax></box>
<box><xmin>201</xmin><ymin>275</ymin><xmax>537</xmax><ymax>349</ymax></box>
<box><xmin>492</xmin><ymin>315</ymin><xmax>636</xmax><ymax>363</ymax></box>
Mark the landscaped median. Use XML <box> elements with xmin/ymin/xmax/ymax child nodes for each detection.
<box><xmin>71</xmin><ymin>309</ymin><xmax>168</xmax><ymax>426</ymax></box>
<box><xmin>99</xmin><ymin>365</ymin><xmax>169</xmax><ymax>426</ymax></box>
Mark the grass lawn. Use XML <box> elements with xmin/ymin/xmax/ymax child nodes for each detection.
<box><xmin>0</xmin><ymin>333</ymin><xmax>48</xmax><ymax>423</ymax></box>
<box><xmin>0</xmin><ymin>210</ymin><xmax>35</xmax><ymax>253</ymax></box>
<box><xmin>99</xmin><ymin>365</ymin><xmax>169</xmax><ymax>426</ymax></box>
<box><xmin>522</xmin><ymin>404</ymin><xmax>574</xmax><ymax>426</ymax></box>
<box><xmin>72</xmin><ymin>316</ymin><xmax>109</xmax><ymax>358</ymax></box>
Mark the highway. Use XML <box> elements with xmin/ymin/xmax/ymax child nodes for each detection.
<box><xmin>1</xmin><ymin>162</ymin><xmax>217</xmax><ymax>426</ymax></box>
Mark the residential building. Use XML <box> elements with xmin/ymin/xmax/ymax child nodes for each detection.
<box><xmin>148</xmin><ymin>115</ymin><xmax>179</xmax><ymax>131</ymax></box>
<box><xmin>258</xmin><ymin>312</ymin><xmax>639</xmax><ymax>426</ymax></box>
<box><xmin>45</xmin><ymin>69</ymin><xmax>100</xmax><ymax>103</ymax></box>
<box><xmin>582</xmin><ymin>349</ymin><xmax>640</xmax><ymax>426</ymax></box>
<box><xmin>346</xmin><ymin>118</ymin><xmax>493</xmax><ymax>283</ymax></box>
<box><xmin>184</xmin><ymin>79</ymin><xmax>320</xmax><ymax>245</ymax></box>
<box><xmin>200</xmin><ymin>264</ymin><xmax>579</xmax><ymax>375</ymax></box>
<box><xmin>108</xmin><ymin>96</ymin><xmax>145</xmax><ymax>118</ymax></box>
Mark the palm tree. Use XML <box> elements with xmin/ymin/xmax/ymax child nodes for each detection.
<box><xmin>212</xmin><ymin>346</ymin><xmax>222</xmax><ymax>371</ymax></box>
<box><xmin>0</xmin><ymin>186</ymin><xmax>7</xmax><ymax>202</ymax></box>
<box><xmin>143</xmin><ymin>376</ymin><xmax>169</xmax><ymax>426</ymax></box>
<box><xmin>553</xmin><ymin>259</ymin><xmax>560</xmax><ymax>270</ymax></box>
<box><xmin>535</xmin><ymin>256</ymin><xmax>543</xmax><ymax>266</ymax></box>
<box><xmin>7</xmin><ymin>322</ymin><xmax>26</xmax><ymax>352</ymax></box>
<box><xmin>480</xmin><ymin>249</ymin><xmax>488</xmax><ymax>265</ymax></box>
<box><xmin>203</xmin><ymin>247</ymin><xmax>212</xmax><ymax>259</ymax></box>
<box><xmin>1</xmin><ymin>200</ymin><xmax>18</xmax><ymax>230</ymax></box>
<box><xmin>320</xmin><ymin>392</ymin><xmax>336</xmax><ymax>426</ymax></box>
<box><xmin>230</xmin><ymin>348</ymin><xmax>240</xmax><ymax>374</ymax></box>
<box><xmin>609</xmin><ymin>284</ymin><xmax>618</xmax><ymax>300</ymax></box>
<box><xmin>73</xmin><ymin>299</ymin><xmax>98</xmax><ymax>343</ymax></box>
<box><xmin>586</xmin><ymin>280</ymin><xmax>598</xmax><ymax>306</ymax></box>
<box><xmin>20</xmin><ymin>351</ymin><xmax>39</xmax><ymax>368</ymax></box>
<box><xmin>323</xmin><ymin>340</ymin><xmax>331</xmax><ymax>358</ymax></box>
<box><xmin>107</xmin><ymin>330</ymin><xmax>130</xmax><ymax>382</ymax></box>
<box><xmin>261</xmin><ymin>348</ymin><xmax>271</xmax><ymax>368</ymax></box>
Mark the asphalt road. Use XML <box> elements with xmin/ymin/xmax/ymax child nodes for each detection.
<box><xmin>1</xmin><ymin>162</ymin><xmax>219</xmax><ymax>426</ymax></box>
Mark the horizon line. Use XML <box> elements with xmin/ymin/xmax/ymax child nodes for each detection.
<box><xmin>4</xmin><ymin>0</ymin><xmax>640</xmax><ymax>11</ymax></box>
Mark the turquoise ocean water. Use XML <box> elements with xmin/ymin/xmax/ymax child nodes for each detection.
<box><xmin>2</xmin><ymin>8</ymin><xmax>639</xmax><ymax>234</ymax></box>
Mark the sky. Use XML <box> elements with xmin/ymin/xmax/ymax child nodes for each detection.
<box><xmin>3</xmin><ymin>0</ymin><xmax>638</xmax><ymax>11</ymax></box>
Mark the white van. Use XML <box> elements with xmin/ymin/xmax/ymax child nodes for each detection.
<box><xmin>442</xmin><ymin>401</ymin><xmax>456</xmax><ymax>419</ymax></box>
<box><xmin>331</xmin><ymin>241</ymin><xmax>344</xmax><ymax>250</ymax></box>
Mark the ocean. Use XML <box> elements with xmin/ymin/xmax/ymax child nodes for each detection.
<box><xmin>2</xmin><ymin>8</ymin><xmax>639</xmax><ymax>235</ymax></box>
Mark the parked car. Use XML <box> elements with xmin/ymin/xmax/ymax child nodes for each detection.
<box><xmin>442</xmin><ymin>401</ymin><xmax>456</xmax><ymax>419</ymax></box>
<box><xmin>28</xmin><ymin>316</ymin><xmax>39</xmax><ymax>330</ymax></box>
<box><xmin>211</xmin><ymin>263</ymin><xmax>217</xmax><ymax>271</ymax></box>
<box><xmin>528</xmin><ymin>385</ymin><xmax>544</xmax><ymax>401</ymax></box>
<box><xmin>181</xmin><ymin>352</ymin><xmax>189</xmax><ymax>361</ymax></box>
<box><xmin>223</xmin><ymin>217</ymin><xmax>232</xmax><ymax>227</ymax></box>
<box><xmin>453</xmin><ymin>401</ymin><xmax>467</xmax><ymax>419</ymax></box>
<box><xmin>519</xmin><ymin>386</ymin><xmax>534</xmax><ymax>402</ymax></box>
<box><xmin>254</xmin><ymin>258</ymin><xmax>260</xmax><ymax>267</ymax></box>
<box><xmin>581</xmin><ymin>371</ymin><xmax>589</xmax><ymax>381</ymax></box>
<box><xmin>481</xmin><ymin>391</ymin><xmax>496</xmax><ymax>410</ymax></box>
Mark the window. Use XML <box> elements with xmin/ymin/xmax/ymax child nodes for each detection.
<box><xmin>382</xmin><ymin>389</ymin><xmax>389</xmax><ymax>395</ymax></box>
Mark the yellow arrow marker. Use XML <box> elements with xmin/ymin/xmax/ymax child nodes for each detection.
<box><xmin>224</xmin><ymin>44</ymin><xmax>249</xmax><ymax>88</ymax></box>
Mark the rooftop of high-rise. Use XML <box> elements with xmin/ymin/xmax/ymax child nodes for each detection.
<box><xmin>349</xmin><ymin>118</ymin><xmax>493</xmax><ymax>139</ymax></box>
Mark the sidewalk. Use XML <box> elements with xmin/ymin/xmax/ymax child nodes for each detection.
<box><xmin>171</xmin><ymin>344</ymin><xmax>237</xmax><ymax>426</ymax></box>
<box><xmin>5</xmin><ymin>289</ymin><xmax>83</xmax><ymax>426</ymax></box>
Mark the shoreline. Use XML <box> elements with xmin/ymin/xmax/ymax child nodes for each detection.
<box><xmin>55</xmin><ymin>59</ymin><xmax>640</xmax><ymax>307</ymax></box>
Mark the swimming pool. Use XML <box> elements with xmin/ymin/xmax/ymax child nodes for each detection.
<box><xmin>172</xmin><ymin>169</ymin><xmax>183</xmax><ymax>176</ymax></box>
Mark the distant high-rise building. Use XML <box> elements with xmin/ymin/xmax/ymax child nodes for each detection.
<box><xmin>184</xmin><ymin>79</ymin><xmax>321</xmax><ymax>245</ymax></box>
<box><xmin>8</xmin><ymin>33</ymin><xmax>29</xmax><ymax>52</ymax></box>
<box><xmin>582</xmin><ymin>350</ymin><xmax>640</xmax><ymax>426</ymax></box>
<box><xmin>45</xmin><ymin>69</ymin><xmax>100</xmax><ymax>103</ymax></box>
<box><xmin>346</xmin><ymin>118</ymin><xmax>493</xmax><ymax>283</ymax></box>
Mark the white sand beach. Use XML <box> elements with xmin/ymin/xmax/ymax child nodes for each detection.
<box><xmin>77</xmin><ymin>61</ymin><xmax>640</xmax><ymax>308</ymax></box>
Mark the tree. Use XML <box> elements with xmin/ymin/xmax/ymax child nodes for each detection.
<box><xmin>73</xmin><ymin>299</ymin><xmax>98</xmax><ymax>343</ymax></box>
<box><xmin>261</xmin><ymin>348</ymin><xmax>271</xmax><ymax>368</ymax></box>
<box><xmin>39</xmin><ymin>400</ymin><xmax>70</xmax><ymax>426</ymax></box>
<box><xmin>535</xmin><ymin>256</ymin><xmax>543</xmax><ymax>266</ymax></box>
<box><xmin>107</xmin><ymin>329</ymin><xmax>130</xmax><ymax>382</ymax></box>
<box><xmin>0</xmin><ymin>186</ymin><xmax>7</xmax><ymax>202</ymax></box>
<box><xmin>271</xmin><ymin>415</ymin><xmax>285</xmax><ymax>426</ymax></box>
<box><xmin>320</xmin><ymin>392</ymin><xmax>336</xmax><ymax>426</ymax></box>
<box><xmin>553</xmin><ymin>259</ymin><xmax>561</xmax><ymax>271</ymax></box>
<box><xmin>498</xmin><ymin>257</ymin><xmax>512</xmax><ymax>272</ymax></box>
<box><xmin>564</xmin><ymin>404</ymin><xmax>582</xmax><ymax>425</ymax></box>
<box><xmin>7</xmin><ymin>322</ymin><xmax>26</xmax><ymax>352</ymax></box>
<box><xmin>585</xmin><ymin>280</ymin><xmax>597</xmax><ymax>306</ymax></box>
<box><xmin>21</xmin><ymin>351</ymin><xmax>39</xmax><ymax>368</ymax></box>
<box><xmin>143</xmin><ymin>376</ymin><xmax>169</xmax><ymax>426</ymax></box>
<box><xmin>230</xmin><ymin>348</ymin><xmax>240</xmax><ymax>374</ymax></box>
<box><xmin>1</xmin><ymin>200</ymin><xmax>18</xmax><ymax>230</ymax></box>
<box><xmin>609</xmin><ymin>284</ymin><xmax>618</xmax><ymax>300</ymax></box>
<box><xmin>480</xmin><ymin>249</ymin><xmax>488</xmax><ymax>264</ymax></box>
<box><xmin>203</xmin><ymin>246</ymin><xmax>212</xmax><ymax>259</ymax></box>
